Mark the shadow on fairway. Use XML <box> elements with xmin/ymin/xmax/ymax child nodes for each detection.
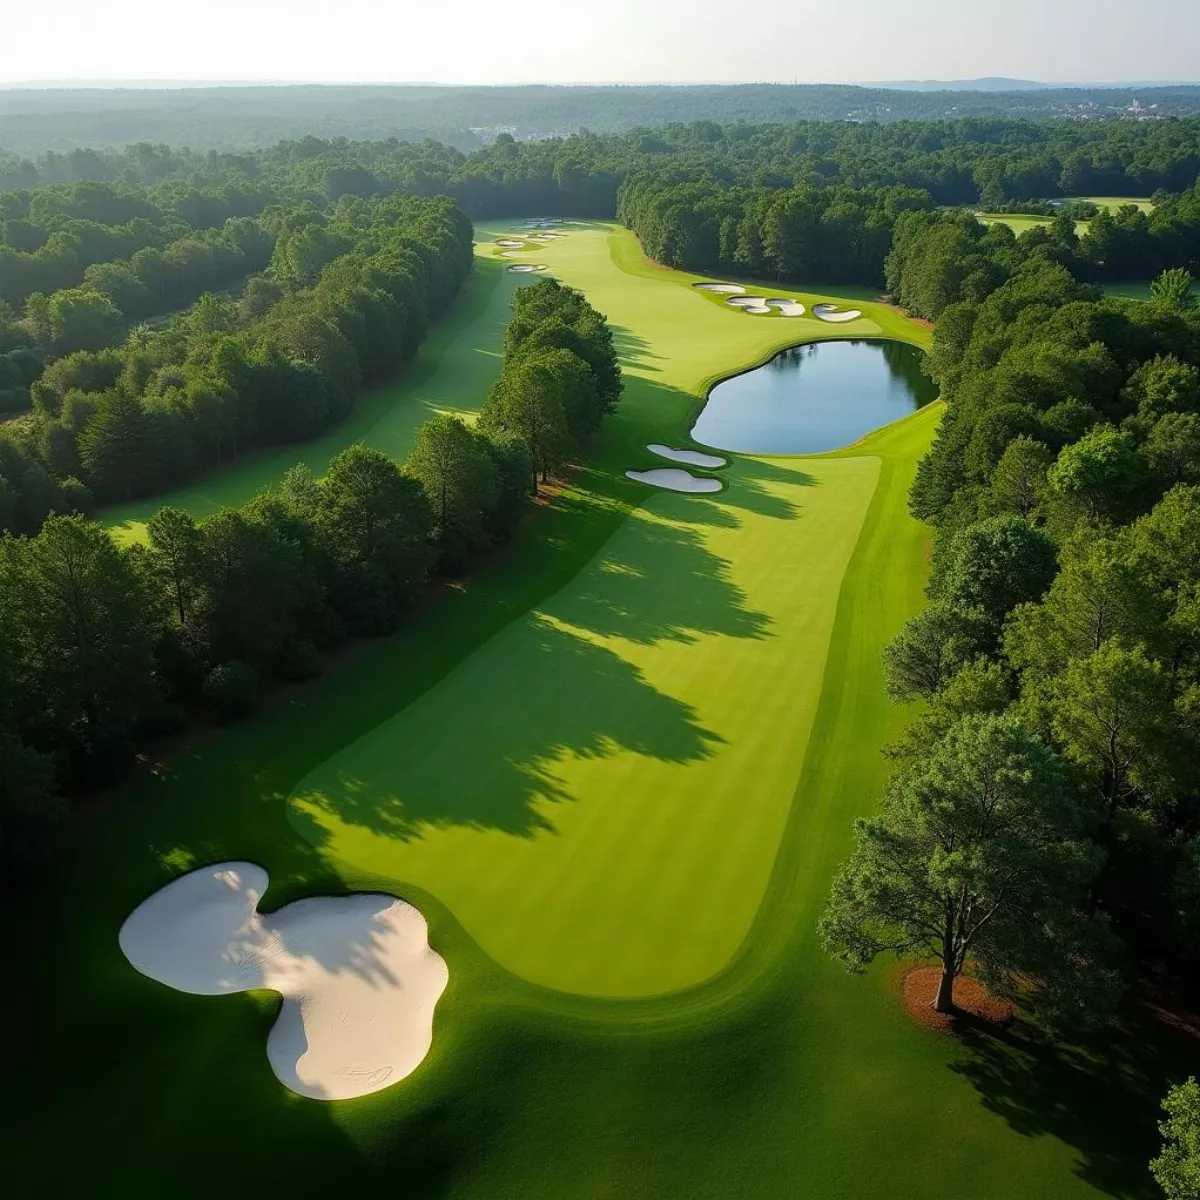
<box><xmin>612</xmin><ymin>324</ymin><xmax>665</xmax><ymax>374</ymax></box>
<box><xmin>288</xmin><ymin>458</ymin><xmax>814</xmax><ymax>845</ymax></box>
<box><xmin>950</xmin><ymin>1007</ymin><xmax>1200</xmax><ymax>1200</ymax></box>
<box><xmin>561</xmin><ymin>505</ymin><xmax>772</xmax><ymax>647</ymax></box>
<box><xmin>291</xmin><ymin>610</ymin><xmax>725</xmax><ymax>845</ymax></box>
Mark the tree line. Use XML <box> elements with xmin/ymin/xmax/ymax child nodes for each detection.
<box><xmin>818</xmin><ymin>241</ymin><xmax>1200</xmax><ymax>1027</ymax></box>
<box><xmin>8</xmin><ymin>116</ymin><xmax>1200</xmax><ymax>225</ymax></box>
<box><xmin>0</xmin><ymin>275</ymin><xmax>620</xmax><ymax>886</ymax></box>
<box><xmin>618</xmin><ymin>173</ymin><xmax>1200</xmax><ymax>293</ymax></box>
<box><xmin>0</xmin><ymin>192</ymin><xmax>473</xmax><ymax>529</ymax></box>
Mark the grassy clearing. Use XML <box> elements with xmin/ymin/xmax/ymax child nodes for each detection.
<box><xmin>1074</xmin><ymin>196</ymin><xmax>1156</xmax><ymax>213</ymax></box>
<box><xmin>5</xmin><ymin>223</ymin><xmax>1187</xmax><ymax>1198</ymax></box>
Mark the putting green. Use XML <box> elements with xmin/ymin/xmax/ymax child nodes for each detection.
<box><xmin>292</xmin><ymin>452</ymin><xmax>880</xmax><ymax>996</ymax></box>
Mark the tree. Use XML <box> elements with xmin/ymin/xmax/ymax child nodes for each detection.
<box><xmin>1152</xmin><ymin>1078</ymin><xmax>1200</xmax><ymax>1200</ymax></box>
<box><xmin>1149</xmin><ymin>268</ymin><xmax>1197</xmax><ymax>313</ymax></box>
<box><xmin>315</xmin><ymin>443</ymin><xmax>433</xmax><ymax>633</ymax></box>
<box><xmin>1049</xmin><ymin>426</ymin><xmax>1151</xmax><ymax>524</ymax></box>
<box><xmin>1145</xmin><ymin>414</ymin><xmax>1200</xmax><ymax>489</ymax></box>
<box><xmin>47</xmin><ymin>288</ymin><xmax>121</xmax><ymax>355</ymax></box>
<box><xmin>202</xmin><ymin>660</ymin><xmax>259</xmax><ymax>724</ymax></box>
<box><xmin>0</xmin><ymin>515</ymin><xmax>157</xmax><ymax>785</ymax></box>
<box><xmin>883</xmin><ymin>602</ymin><xmax>989</xmax><ymax>702</ymax></box>
<box><xmin>1045</xmin><ymin>641</ymin><xmax>1174</xmax><ymax>827</ymax></box>
<box><xmin>145</xmin><ymin>507</ymin><xmax>203</xmax><ymax>630</ymax></box>
<box><xmin>405</xmin><ymin>415</ymin><xmax>498</xmax><ymax>567</ymax></box>
<box><xmin>77</xmin><ymin>390</ymin><xmax>158</xmax><ymax>501</ymax></box>
<box><xmin>820</xmin><ymin>713</ymin><xmax>1110</xmax><ymax>1017</ymax></box>
<box><xmin>1005</xmin><ymin>535</ymin><xmax>1165</xmax><ymax>681</ymax></box>
<box><xmin>933</xmin><ymin>514</ymin><xmax>1058</xmax><ymax>638</ymax></box>
<box><xmin>193</xmin><ymin>508</ymin><xmax>309</xmax><ymax>668</ymax></box>
<box><xmin>989</xmin><ymin>435</ymin><xmax>1053</xmax><ymax>518</ymax></box>
<box><xmin>479</xmin><ymin>356</ymin><xmax>573</xmax><ymax>492</ymax></box>
<box><xmin>0</xmin><ymin>726</ymin><xmax>62</xmax><ymax>885</ymax></box>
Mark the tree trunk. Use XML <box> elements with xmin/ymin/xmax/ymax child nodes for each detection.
<box><xmin>933</xmin><ymin>965</ymin><xmax>956</xmax><ymax>1014</ymax></box>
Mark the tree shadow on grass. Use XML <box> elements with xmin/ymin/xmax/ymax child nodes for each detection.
<box><xmin>290</xmin><ymin>459</ymin><xmax>803</xmax><ymax>847</ymax></box>
<box><xmin>611</xmin><ymin>323</ymin><xmax>665</xmax><ymax>374</ymax></box>
<box><xmin>561</xmin><ymin>507</ymin><xmax>772</xmax><ymax>647</ymax></box>
<box><xmin>291</xmin><ymin>611</ymin><xmax>725</xmax><ymax>847</ymax></box>
<box><xmin>950</xmin><ymin>1003</ymin><xmax>1200</xmax><ymax>1200</ymax></box>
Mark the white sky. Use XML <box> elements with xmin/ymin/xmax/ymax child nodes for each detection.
<box><xmin>1</xmin><ymin>0</ymin><xmax>1197</xmax><ymax>86</ymax></box>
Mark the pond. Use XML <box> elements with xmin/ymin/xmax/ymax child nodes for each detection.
<box><xmin>691</xmin><ymin>339</ymin><xmax>938</xmax><ymax>455</ymax></box>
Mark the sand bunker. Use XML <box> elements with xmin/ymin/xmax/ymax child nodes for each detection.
<box><xmin>508</xmin><ymin>264</ymin><xmax>548</xmax><ymax>273</ymax></box>
<box><xmin>496</xmin><ymin>238</ymin><xmax>525</xmax><ymax>247</ymax></box>
<box><xmin>119</xmin><ymin>862</ymin><xmax>448</xmax><ymax>1101</ymax></box>
<box><xmin>693</xmin><ymin>282</ymin><xmax>747</xmax><ymax>295</ymax></box>
<box><xmin>625</xmin><ymin>468</ymin><xmax>722</xmax><ymax>493</ymax></box>
<box><xmin>813</xmin><ymin>303</ymin><xmax>863</xmax><ymax>323</ymax></box>
<box><xmin>726</xmin><ymin>296</ymin><xmax>771</xmax><ymax>314</ymax></box>
<box><xmin>647</xmin><ymin>444</ymin><xmax>728</xmax><ymax>468</ymax></box>
<box><xmin>766</xmin><ymin>298</ymin><xmax>806</xmax><ymax>316</ymax></box>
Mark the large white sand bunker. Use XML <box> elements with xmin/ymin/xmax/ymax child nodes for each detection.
<box><xmin>647</xmin><ymin>443</ymin><xmax>728</xmax><ymax>469</ymax></box>
<box><xmin>508</xmin><ymin>263</ymin><xmax>548</xmax><ymax>273</ymax></box>
<box><xmin>766</xmin><ymin>298</ymin><xmax>806</xmax><ymax>316</ymax></box>
<box><xmin>626</xmin><ymin>467</ymin><xmax>723</xmax><ymax>493</ymax></box>
<box><xmin>496</xmin><ymin>238</ymin><xmax>525</xmax><ymax>247</ymax></box>
<box><xmin>119</xmin><ymin>862</ymin><xmax>449</xmax><ymax>1101</ymax></box>
<box><xmin>693</xmin><ymin>282</ymin><xmax>746</xmax><ymax>295</ymax></box>
<box><xmin>813</xmin><ymin>303</ymin><xmax>863</xmax><ymax>323</ymax></box>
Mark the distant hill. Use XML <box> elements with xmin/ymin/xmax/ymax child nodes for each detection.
<box><xmin>876</xmin><ymin>77</ymin><xmax>1199</xmax><ymax>92</ymax></box>
<box><xmin>3</xmin><ymin>82</ymin><xmax>1200</xmax><ymax>157</ymax></box>
<box><xmin>876</xmin><ymin>77</ymin><xmax>1048</xmax><ymax>92</ymax></box>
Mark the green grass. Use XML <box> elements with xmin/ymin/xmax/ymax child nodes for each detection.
<box><xmin>5</xmin><ymin>222</ymin><xmax>1193</xmax><ymax>1198</ymax></box>
<box><xmin>977</xmin><ymin>197</ymin><xmax>1154</xmax><ymax>240</ymax></box>
<box><xmin>1073</xmin><ymin>196</ymin><xmax>1156</xmax><ymax>213</ymax></box>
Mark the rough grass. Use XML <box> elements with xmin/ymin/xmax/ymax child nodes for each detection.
<box><xmin>5</xmin><ymin>224</ymin><xmax>1192</xmax><ymax>1198</ymax></box>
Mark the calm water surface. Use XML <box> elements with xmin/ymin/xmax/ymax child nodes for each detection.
<box><xmin>692</xmin><ymin>339</ymin><xmax>938</xmax><ymax>454</ymax></box>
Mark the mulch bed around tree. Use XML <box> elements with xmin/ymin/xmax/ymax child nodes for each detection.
<box><xmin>902</xmin><ymin>966</ymin><xmax>1016</xmax><ymax>1036</ymax></box>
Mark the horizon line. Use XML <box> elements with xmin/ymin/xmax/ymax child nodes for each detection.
<box><xmin>2</xmin><ymin>77</ymin><xmax>1200</xmax><ymax>91</ymax></box>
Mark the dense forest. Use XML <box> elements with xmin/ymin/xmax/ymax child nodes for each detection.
<box><xmin>0</xmin><ymin>275</ymin><xmax>619</xmax><ymax>882</ymax></box>
<box><xmin>6</xmin><ymin>116</ymin><xmax>1200</xmax><ymax>209</ymax></box>
<box><xmin>0</xmin><ymin>189</ymin><xmax>472</xmax><ymax>528</ymax></box>
<box><xmin>4</xmin><ymin>83</ymin><xmax>1200</xmax><ymax>154</ymax></box>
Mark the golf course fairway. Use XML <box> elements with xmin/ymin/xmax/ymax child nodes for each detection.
<box><xmin>4</xmin><ymin>222</ymin><xmax>1178</xmax><ymax>1200</ymax></box>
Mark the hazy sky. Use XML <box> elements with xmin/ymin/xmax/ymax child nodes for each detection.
<box><xmin>2</xmin><ymin>0</ymin><xmax>1198</xmax><ymax>86</ymax></box>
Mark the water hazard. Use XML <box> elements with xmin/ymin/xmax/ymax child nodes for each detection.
<box><xmin>692</xmin><ymin>339</ymin><xmax>938</xmax><ymax>455</ymax></box>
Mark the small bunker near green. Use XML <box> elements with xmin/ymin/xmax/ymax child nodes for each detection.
<box><xmin>625</xmin><ymin>467</ymin><xmax>723</xmax><ymax>493</ymax></box>
<box><xmin>647</xmin><ymin>443</ymin><xmax>728</xmax><ymax>468</ymax></box>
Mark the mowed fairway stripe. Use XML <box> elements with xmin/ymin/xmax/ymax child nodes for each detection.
<box><xmin>290</xmin><ymin>452</ymin><xmax>880</xmax><ymax>996</ymax></box>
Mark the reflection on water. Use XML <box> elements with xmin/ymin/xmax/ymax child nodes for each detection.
<box><xmin>692</xmin><ymin>339</ymin><xmax>938</xmax><ymax>454</ymax></box>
